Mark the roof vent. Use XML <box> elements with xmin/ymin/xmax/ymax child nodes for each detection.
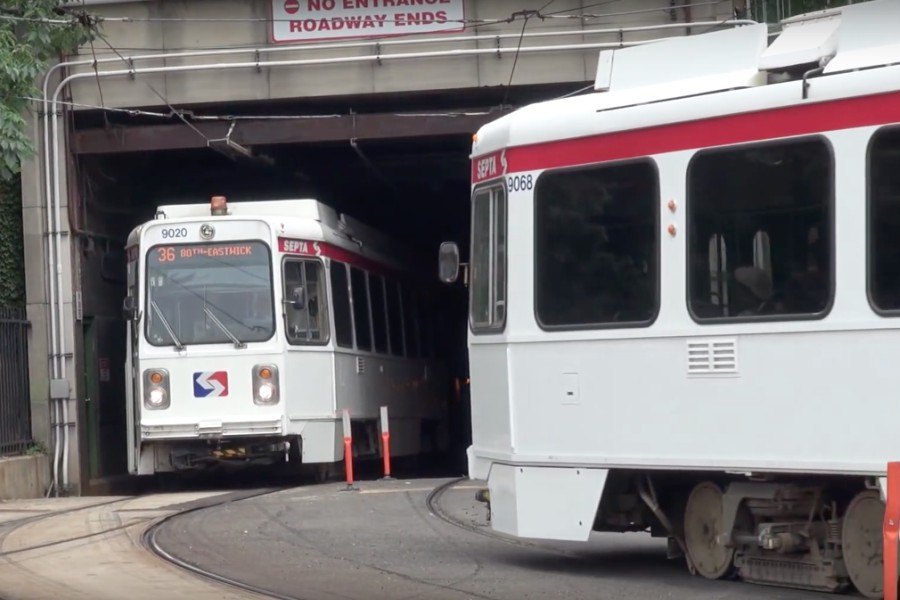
<box><xmin>594</xmin><ymin>24</ymin><xmax>768</xmax><ymax>107</ymax></box>
<box><xmin>759</xmin><ymin>9</ymin><xmax>842</xmax><ymax>71</ymax></box>
<box><xmin>824</xmin><ymin>0</ymin><xmax>900</xmax><ymax>74</ymax></box>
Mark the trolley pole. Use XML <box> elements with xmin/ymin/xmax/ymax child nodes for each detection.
<box><xmin>380</xmin><ymin>405</ymin><xmax>392</xmax><ymax>480</ymax></box>
<box><xmin>341</xmin><ymin>409</ymin><xmax>358</xmax><ymax>491</ymax></box>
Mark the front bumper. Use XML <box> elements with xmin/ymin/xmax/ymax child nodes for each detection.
<box><xmin>141</xmin><ymin>417</ymin><xmax>283</xmax><ymax>440</ymax></box>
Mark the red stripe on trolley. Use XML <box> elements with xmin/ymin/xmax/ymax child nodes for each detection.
<box><xmin>473</xmin><ymin>90</ymin><xmax>900</xmax><ymax>179</ymax></box>
<box><xmin>278</xmin><ymin>237</ymin><xmax>390</xmax><ymax>274</ymax></box>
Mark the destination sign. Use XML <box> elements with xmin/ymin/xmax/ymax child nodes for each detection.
<box><xmin>149</xmin><ymin>242</ymin><xmax>267</xmax><ymax>267</ymax></box>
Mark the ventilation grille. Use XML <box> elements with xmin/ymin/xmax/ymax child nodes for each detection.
<box><xmin>356</xmin><ymin>356</ymin><xmax>366</xmax><ymax>374</ymax></box>
<box><xmin>687</xmin><ymin>339</ymin><xmax>738</xmax><ymax>376</ymax></box>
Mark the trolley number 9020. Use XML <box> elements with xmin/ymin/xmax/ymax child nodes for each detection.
<box><xmin>506</xmin><ymin>175</ymin><xmax>533</xmax><ymax>193</ymax></box>
<box><xmin>161</xmin><ymin>227</ymin><xmax>188</xmax><ymax>239</ymax></box>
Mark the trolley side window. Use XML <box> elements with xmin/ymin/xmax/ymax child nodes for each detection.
<box><xmin>370</xmin><ymin>273</ymin><xmax>389</xmax><ymax>354</ymax></box>
<box><xmin>535</xmin><ymin>161</ymin><xmax>659</xmax><ymax>329</ymax></box>
<box><xmin>283</xmin><ymin>259</ymin><xmax>329</xmax><ymax>344</ymax></box>
<box><xmin>350</xmin><ymin>267</ymin><xmax>372</xmax><ymax>351</ymax></box>
<box><xmin>330</xmin><ymin>262</ymin><xmax>354</xmax><ymax>348</ymax></box>
<box><xmin>869</xmin><ymin>127</ymin><xmax>900</xmax><ymax>313</ymax></box>
<box><xmin>688</xmin><ymin>138</ymin><xmax>832</xmax><ymax>321</ymax></box>
<box><xmin>470</xmin><ymin>185</ymin><xmax>507</xmax><ymax>332</ymax></box>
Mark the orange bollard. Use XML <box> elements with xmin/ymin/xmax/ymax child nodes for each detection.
<box><xmin>380</xmin><ymin>406</ymin><xmax>392</xmax><ymax>480</ymax></box>
<box><xmin>382</xmin><ymin>432</ymin><xmax>392</xmax><ymax>478</ymax></box>
<box><xmin>344</xmin><ymin>437</ymin><xmax>354</xmax><ymax>485</ymax></box>
<box><xmin>341</xmin><ymin>409</ymin><xmax>358</xmax><ymax>491</ymax></box>
<box><xmin>885</xmin><ymin>462</ymin><xmax>900</xmax><ymax>600</ymax></box>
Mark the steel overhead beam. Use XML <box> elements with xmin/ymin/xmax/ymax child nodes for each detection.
<box><xmin>72</xmin><ymin>111</ymin><xmax>502</xmax><ymax>155</ymax></box>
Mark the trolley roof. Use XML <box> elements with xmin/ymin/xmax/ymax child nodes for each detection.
<box><xmin>127</xmin><ymin>198</ymin><xmax>423</xmax><ymax>274</ymax></box>
<box><xmin>471</xmin><ymin>0</ymin><xmax>900</xmax><ymax>162</ymax></box>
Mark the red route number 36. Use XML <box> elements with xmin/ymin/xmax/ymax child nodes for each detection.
<box><xmin>156</xmin><ymin>247</ymin><xmax>175</xmax><ymax>262</ymax></box>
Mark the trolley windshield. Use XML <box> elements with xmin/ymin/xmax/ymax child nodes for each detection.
<box><xmin>145</xmin><ymin>241</ymin><xmax>275</xmax><ymax>347</ymax></box>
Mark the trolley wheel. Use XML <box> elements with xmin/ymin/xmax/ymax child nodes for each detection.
<box><xmin>842</xmin><ymin>490</ymin><xmax>886</xmax><ymax>599</ymax></box>
<box><xmin>684</xmin><ymin>481</ymin><xmax>734</xmax><ymax>580</ymax></box>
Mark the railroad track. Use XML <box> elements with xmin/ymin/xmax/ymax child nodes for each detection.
<box><xmin>0</xmin><ymin>497</ymin><xmax>135</xmax><ymax>558</ymax></box>
<box><xmin>140</xmin><ymin>477</ymin><xmax>500</xmax><ymax>600</ymax></box>
<box><xmin>0</xmin><ymin>487</ymin><xmax>295</xmax><ymax>600</ymax></box>
<box><xmin>141</xmin><ymin>486</ymin><xmax>302</xmax><ymax>600</ymax></box>
<box><xmin>424</xmin><ymin>477</ymin><xmax>579</xmax><ymax>557</ymax></box>
<box><xmin>139</xmin><ymin>478</ymin><xmax>483</xmax><ymax>600</ymax></box>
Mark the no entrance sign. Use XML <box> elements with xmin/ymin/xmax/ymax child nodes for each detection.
<box><xmin>271</xmin><ymin>0</ymin><xmax>465</xmax><ymax>43</ymax></box>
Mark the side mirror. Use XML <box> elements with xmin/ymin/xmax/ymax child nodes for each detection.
<box><xmin>122</xmin><ymin>296</ymin><xmax>138</xmax><ymax>321</ymax></box>
<box><xmin>289</xmin><ymin>286</ymin><xmax>306</xmax><ymax>310</ymax></box>
<box><xmin>438</xmin><ymin>242</ymin><xmax>460</xmax><ymax>284</ymax></box>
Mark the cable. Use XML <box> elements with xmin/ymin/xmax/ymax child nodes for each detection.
<box><xmin>81</xmin><ymin>1</ymin><xmax>109</xmax><ymax>127</ymax></box>
<box><xmin>542</xmin><ymin>0</ymin><xmax>631</xmax><ymax>17</ymax></box>
<box><xmin>546</xmin><ymin>0</ymin><xmax>730</xmax><ymax>21</ymax></box>
<box><xmin>49</xmin><ymin>1</ymin><xmax>734</xmax><ymax>28</ymax></box>
<box><xmin>89</xmin><ymin>26</ymin><xmax>213</xmax><ymax>146</ymax></box>
<box><xmin>501</xmin><ymin>9</ymin><xmax>543</xmax><ymax>108</ymax></box>
<box><xmin>0</xmin><ymin>13</ymin><xmax>74</xmax><ymax>25</ymax></box>
<box><xmin>552</xmin><ymin>83</ymin><xmax>596</xmax><ymax>100</ymax></box>
<box><xmin>23</xmin><ymin>96</ymin><xmax>496</xmax><ymax>123</ymax></box>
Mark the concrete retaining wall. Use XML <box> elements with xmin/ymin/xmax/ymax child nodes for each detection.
<box><xmin>0</xmin><ymin>454</ymin><xmax>50</xmax><ymax>500</ymax></box>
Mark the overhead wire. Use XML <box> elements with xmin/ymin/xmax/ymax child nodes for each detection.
<box><xmin>41</xmin><ymin>0</ymin><xmax>749</xmax><ymax>135</ymax></box>
<box><xmin>89</xmin><ymin>24</ymin><xmax>214</xmax><ymax>147</ymax></box>
<box><xmin>23</xmin><ymin>96</ymin><xmax>496</xmax><ymax>122</ymax></box>
<box><xmin>501</xmin><ymin>0</ymin><xmax>560</xmax><ymax>109</ymax></box>
<box><xmin>80</xmin><ymin>0</ymin><xmax>110</xmax><ymax>128</ymax></box>
<box><xmin>57</xmin><ymin>1</ymin><xmax>732</xmax><ymax>27</ymax></box>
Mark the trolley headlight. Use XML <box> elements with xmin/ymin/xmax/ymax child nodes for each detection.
<box><xmin>143</xmin><ymin>369</ymin><xmax>170</xmax><ymax>410</ymax></box>
<box><xmin>253</xmin><ymin>365</ymin><xmax>279</xmax><ymax>405</ymax></box>
<box><xmin>148</xmin><ymin>388</ymin><xmax>167</xmax><ymax>407</ymax></box>
<box><xmin>258</xmin><ymin>383</ymin><xmax>275</xmax><ymax>401</ymax></box>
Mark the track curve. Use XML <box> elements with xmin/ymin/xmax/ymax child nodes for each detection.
<box><xmin>142</xmin><ymin>487</ymin><xmax>298</xmax><ymax>600</ymax></box>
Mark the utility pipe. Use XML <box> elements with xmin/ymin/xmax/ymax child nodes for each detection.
<box><xmin>44</xmin><ymin>20</ymin><xmax>755</xmax><ymax>84</ymax></box>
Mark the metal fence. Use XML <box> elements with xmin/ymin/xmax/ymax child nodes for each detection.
<box><xmin>0</xmin><ymin>308</ymin><xmax>31</xmax><ymax>456</ymax></box>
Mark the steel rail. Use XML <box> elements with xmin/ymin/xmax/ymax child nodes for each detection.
<box><xmin>142</xmin><ymin>487</ymin><xmax>302</xmax><ymax>600</ymax></box>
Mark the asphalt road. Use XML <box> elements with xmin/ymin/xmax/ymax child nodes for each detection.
<box><xmin>152</xmin><ymin>477</ymin><xmax>837</xmax><ymax>600</ymax></box>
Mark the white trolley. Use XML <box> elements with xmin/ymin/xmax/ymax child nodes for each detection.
<box><xmin>443</xmin><ymin>1</ymin><xmax>900</xmax><ymax>596</ymax></box>
<box><xmin>125</xmin><ymin>197</ymin><xmax>446</xmax><ymax>475</ymax></box>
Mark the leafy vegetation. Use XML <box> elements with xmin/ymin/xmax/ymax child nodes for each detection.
<box><xmin>1</xmin><ymin>0</ymin><xmax>90</xmax><ymax>180</ymax></box>
<box><xmin>0</xmin><ymin>175</ymin><xmax>24</xmax><ymax>308</ymax></box>
<box><xmin>0</xmin><ymin>2</ymin><xmax>89</xmax><ymax>307</ymax></box>
<box><xmin>26</xmin><ymin>440</ymin><xmax>48</xmax><ymax>456</ymax></box>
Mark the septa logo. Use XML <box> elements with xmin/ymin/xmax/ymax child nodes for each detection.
<box><xmin>193</xmin><ymin>371</ymin><xmax>229</xmax><ymax>398</ymax></box>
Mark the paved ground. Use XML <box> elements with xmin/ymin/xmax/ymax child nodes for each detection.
<box><xmin>0</xmin><ymin>491</ymin><xmax>266</xmax><ymax>600</ymax></box>
<box><xmin>154</xmin><ymin>477</ymin><xmax>834</xmax><ymax>600</ymax></box>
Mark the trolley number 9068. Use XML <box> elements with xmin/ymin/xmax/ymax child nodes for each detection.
<box><xmin>506</xmin><ymin>175</ymin><xmax>533</xmax><ymax>193</ymax></box>
<box><xmin>161</xmin><ymin>227</ymin><xmax>188</xmax><ymax>239</ymax></box>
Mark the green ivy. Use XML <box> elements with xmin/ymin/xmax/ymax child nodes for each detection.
<box><xmin>0</xmin><ymin>2</ymin><xmax>90</xmax><ymax>308</ymax></box>
<box><xmin>1</xmin><ymin>0</ymin><xmax>91</xmax><ymax>180</ymax></box>
<box><xmin>0</xmin><ymin>175</ymin><xmax>24</xmax><ymax>309</ymax></box>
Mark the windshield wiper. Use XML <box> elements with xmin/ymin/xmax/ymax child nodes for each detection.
<box><xmin>150</xmin><ymin>299</ymin><xmax>184</xmax><ymax>351</ymax></box>
<box><xmin>203</xmin><ymin>305</ymin><xmax>246</xmax><ymax>349</ymax></box>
